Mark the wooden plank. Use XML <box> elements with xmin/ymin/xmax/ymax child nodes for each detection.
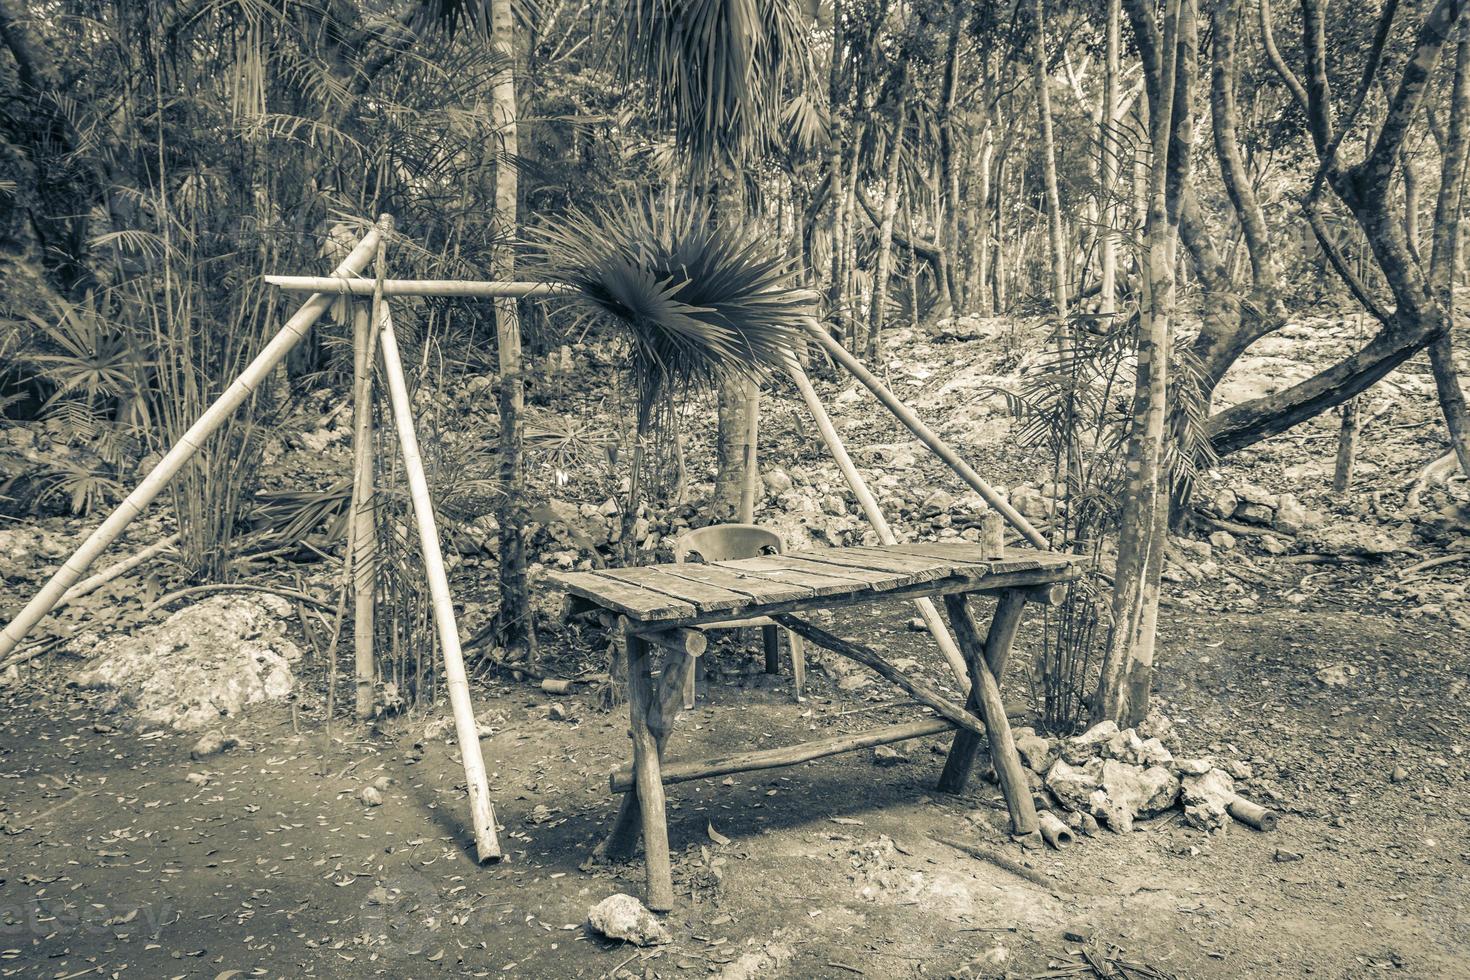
<box><xmin>788</xmin><ymin>547</ymin><xmax>955</xmax><ymax>584</ymax></box>
<box><xmin>594</xmin><ymin>566</ymin><xmax>750</xmax><ymax>615</ymax></box>
<box><xmin>750</xmin><ymin>555</ymin><xmax>910</xmax><ymax>591</ymax></box>
<box><xmin>609</xmin><ymin>718</ymin><xmax>955</xmax><ymax>792</ymax></box>
<box><xmin>660</xmin><ymin>563</ymin><xmax>815</xmax><ymax>604</ymax></box>
<box><xmin>549</xmin><ymin>571</ymin><xmax>695</xmax><ymax>622</ymax></box>
<box><xmin>716</xmin><ymin>555</ymin><xmax>878</xmax><ymax>596</ymax></box>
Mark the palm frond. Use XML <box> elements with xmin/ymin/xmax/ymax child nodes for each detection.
<box><xmin>526</xmin><ymin>192</ymin><xmax>812</xmax><ymax>411</ymax></box>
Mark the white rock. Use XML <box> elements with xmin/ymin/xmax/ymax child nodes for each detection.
<box><xmin>587</xmin><ymin>894</ymin><xmax>671</xmax><ymax>947</ymax></box>
<box><xmin>71</xmin><ymin>595</ymin><xmax>302</xmax><ymax>731</ymax></box>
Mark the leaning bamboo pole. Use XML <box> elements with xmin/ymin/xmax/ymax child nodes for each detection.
<box><xmin>264</xmin><ymin>276</ymin><xmax>573</xmax><ymax>298</ymax></box>
<box><xmin>801</xmin><ymin>319</ymin><xmax>1050</xmax><ymax>550</ymax></box>
<box><xmin>375</xmin><ymin>303</ymin><xmax>502</xmax><ymax>863</ymax></box>
<box><xmin>0</xmin><ymin>228</ymin><xmax>384</xmax><ymax>660</ymax></box>
<box><xmin>785</xmin><ymin>358</ymin><xmax>971</xmax><ymax>690</ymax></box>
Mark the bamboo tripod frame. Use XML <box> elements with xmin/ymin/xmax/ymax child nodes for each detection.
<box><xmin>0</xmin><ymin>217</ymin><xmax>507</xmax><ymax>863</ymax></box>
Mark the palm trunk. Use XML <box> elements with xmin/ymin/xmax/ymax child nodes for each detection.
<box><xmin>490</xmin><ymin>0</ymin><xmax>532</xmax><ymax>661</ymax></box>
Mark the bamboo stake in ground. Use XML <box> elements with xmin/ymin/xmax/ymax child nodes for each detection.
<box><xmin>800</xmin><ymin>319</ymin><xmax>1049</xmax><ymax>549</ymax></box>
<box><xmin>0</xmin><ymin>227</ymin><xmax>383</xmax><ymax>661</ymax></box>
<box><xmin>786</xmin><ymin>358</ymin><xmax>970</xmax><ymax>690</ymax></box>
<box><xmin>350</xmin><ymin>303</ymin><xmax>376</xmax><ymax>718</ymax></box>
<box><xmin>376</xmin><ymin>303</ymin><xmax>501</xmax><ymax>863</ymax></box>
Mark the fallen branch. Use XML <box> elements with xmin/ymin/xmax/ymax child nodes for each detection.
<box><xmin>56</xmin><ymin>533</ymin><xmax>180</xmax><ymax>609</ymax></box>
<box><xmin>144</xmin><ymin>583</ymin><xmax>334</xmax><ymax>616</ymax></box>
<box><xmin>930</xmin><ymin>836</ymin><xmax>1074</xmax><ymax>893</ymax></box>
<box><xmin>1398</xmin><ymin>553</ymin><xmax>1470</xmax><ymax>580</ymax></box>
<box><xmin>1406</xmin><ymin>450</ymin><xmax>1459</xmax><ymax>510</ymax></box>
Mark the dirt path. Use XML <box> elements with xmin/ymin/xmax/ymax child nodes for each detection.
<box><xmin>2</xmin><ymin>594</ymin><xmax>1467</xmax><ymax>979</ymax></box>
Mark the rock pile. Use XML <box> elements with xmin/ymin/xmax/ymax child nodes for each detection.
<box><xmin>997</xmin><ymin>716</ymin><xmax>1274</xmax><ymax>836</ymax></box>
<box><xmin>70</xmin><ymin>595</ymin><xmax>302</xmax><ymax>731</ymax></box>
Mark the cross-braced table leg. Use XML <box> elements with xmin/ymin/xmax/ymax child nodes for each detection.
<box><xmin>937</xmin><ymin>590</ymin><xmax>1038</xmax><ymax>836</ymax></box>
<box><xmin>595</xmin><ymin>637</ymin><xmax>693</xmax><ymax>909</ymax></box>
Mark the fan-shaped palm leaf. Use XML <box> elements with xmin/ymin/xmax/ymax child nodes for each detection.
<box><xmin>527</xmin><ymin>192</ymin><xmax>812</xmax><ymax>413</ymax></box>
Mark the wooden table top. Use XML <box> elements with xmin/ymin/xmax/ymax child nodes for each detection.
<box><xmin>550</xmin><ymin>542</ymin><xmax>1081</xmax><ymax>625</ymax></box>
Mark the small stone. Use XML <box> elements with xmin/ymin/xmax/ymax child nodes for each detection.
<box><xmin>1223</xmin><ymin>760</ymin><xmax>1253</xmax><ymax>781</ymax></box>
<box><xmin>547</xmin><ymin>703</ymin><xmax>570</xmax><ymax>722</ymax></box>
<box><xmin>1273</xmin><ymin>494</ymin><xmax>1311</xmax><ymax>533</ymax></box>
<box><xmin>1259</xmin><ymin>534</ymin><xmax>1289</xmax><ymax>555</ymax></box>
<box><xmin>1172</xmin><ymin>757</ymin><xmax>1213</xmax><ymax>776</ymax></box>
<box><xmin>1014</xmin><ymin>728</ymin><xmax>1056</xmax><ymax>772</ymax></box>
<box><xmin>1208</xmin><ymin>530</ymin><xmax>1236</xmax><ymax>551</ymax></box>
<box><xmin>763</xmin><ymin>468</ymin><xmax>794</xmax><ymax>495</ymax></box>
<box><xmin>190</xmin><ymin>733</ymin><xmax>238</xmax><ymax>760</ymax></box>
<box><xmin>1234</xmin><ymin>501</ymin><xmax>1276</xmax><ymax>525</ymax></box>
<box><xmin>185</xmin><ymin>772</ymin><xmax>209</xmax><ymax>787</ymax></box>
<box><xmin>587</xmin><ymin>894</ymin><xmax>671</xmax><ymax>947</ymax></box>
<box><xmin>1063</xmin><ymin>923</ymin><xmax>1096</xmax><ymax>943</ymax></box>
<box><xmin>1273</xmin><ymin>849</ymin><xmax>1304</xmax><ymax>863</ymax></box>
<box><xmin>906</xmin><ymin>617</ymin><xmax>927</xmax><ymax>631</ymax></box>
<box><xmin>359</xmin><ymin>785</ymin><xmax>384</xmax><ymax>807</ymax></box>
<box><xmin>872</xmin><ymin>745</ymin><xmax>909</xmax><ymax>767</ymax></box>
<box><xmin>1390</xmin><ymin>765</ymin><xmax>1410</xmax><ymax>783</ymax></box>
<box><xmin>372</xmin><ymin>775</ymin><xmax>393</xmax><ymax>792</ymax></box>
<box><xmin>1314</xmin><ymin>665</ymin><xmax>1355</xmax><ymax>687</ymax></box>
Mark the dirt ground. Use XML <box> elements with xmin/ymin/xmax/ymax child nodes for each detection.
<box><xmin>3</xmin><ymin>588</ymin><xmax>1468</xmax><ymax>979</ymax></box>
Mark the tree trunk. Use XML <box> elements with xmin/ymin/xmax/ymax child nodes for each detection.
<box><xmin>867</xmin><ymin>80</ymin><xmax>908</xmax><ymax>361</ymax></box>
<box><xmin>938</xmin><ymin>8</ymin><xmax>965</xmax><ymax>317</ymax></box>
<box><xmin>1096</xmin><ymin>0</ymin><xmax>1189</xmax><ymax>727</ymax></box>
<box><xmin>713</xmin><ymin>377</ymin><xmax>759</xmax><ymax>520</ymax></box>
<box><xmin>1429</xmin><ymin>18</ymin><xmax>1470</xmax><ymax>477</ymax></box>
<box><xmin>490</xmin><ymin>0</ymin><xmax>533</xmax><ymax>661</ymax></box>
<box><xmin>1100</xmin><ymin>0</ymin><xmax>1122</xmax><ymax>314</ymax></box>
<box><xmin>1031</xmin><ymin>0</ymin><xmax>1069</xmax><ymax>322</ymax></box>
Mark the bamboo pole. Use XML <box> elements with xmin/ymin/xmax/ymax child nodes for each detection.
<box><xmin>0</xmin><ymin>228</ymin><xmax>383</xmax><ymax>660</ymax></box>
<box><xmin>56</xmin><ymin>532</ymin><xmax>180</xmax><ymax>608</ymax></box>
<box><xmin>263</xmin><ymin>276</ymin><xmax>574</xmax><ymax>298</ymax></box>
<box><xmin>376</xmin><ymin>303</ymin><xmax>502</xmax><ymax>863</ymax></box>
<box><xmin>349</xmin><ymin>323</ymin><xmax>376</xmax><ymax>713</ymax></box>
<box><xmin>800</xmin><ymin>319</ymin><xmax>1049</xmax><ymax>550</ymax></box>
<box><xmin>786</xmin><ymin>358</ymin><xmax>970</xmax><ymax>690</ymax></box>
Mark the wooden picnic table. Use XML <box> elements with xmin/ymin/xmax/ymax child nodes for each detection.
<box><xmin>552</xmin><ymin>541</ymin><xmax>1083</xmax><ymax>910</ymax></box>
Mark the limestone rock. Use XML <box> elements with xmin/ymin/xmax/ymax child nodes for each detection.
<box><xmin>1234</xmin><ymin>501</ymin><xmax>1276</xmax><ymax>525</ymax></box>
<box><xmin>1181</xmin><ymin>768</ymin><xmax>1236</xmax><ymax>831</ymax></box>
<box><xmin>1299</xmin><ymin>522</ymin><xmax>1410</xmax><ymax>557</ymax></box>
<box><xmin>71</xmin><ymin>595</ymin><xmax>302</xmax><ymax>731</ymax></box>
<box><xmin>1273</xmin><ymin>493</ymin><xmax>1315</xmax><ymax>534</ymax></box>
<box><xmin>1061</xmin><ymin>720</ymin><xmax>1118</xmax><ymax>764</ymax></box>
<box><xmin>1013</xmin><ymin>728</ymin><xmax>1056</xmax><ymax>773</ymax></box>
<box><xmin>763</xmin><ymin>467</ymin><xmax>794</xmax><ymax>495</ymax></box>
<box><xmin>1208</xmin><ymin>530</ymin><xmax>1236</xmax><ymax>551</ymax></box>
<box><xmin>587</xmin><ymin>894</ymin><xmax>671</xmax><ymax>947</ymax></box>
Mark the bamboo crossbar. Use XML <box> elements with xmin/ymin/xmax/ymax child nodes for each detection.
<box><xmin>0</xmin><ymin>228</ymin><xmax>384</xmax><ymax>660</ymax></box>
<box><xmin>264</xmin><ymin>275</ymin><xmax>575</xmax><ymax>298</ymax></box>
<box><xmin>608</xmin><ymin>717</ymin><xmax>954</xmax><ymax>792</ymax></box>
<box><xmin>801</xmin><ymin>318</ymin><xmax>1050</xmax><ymax>550</ymax></box>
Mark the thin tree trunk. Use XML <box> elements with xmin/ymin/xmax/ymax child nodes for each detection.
<box><xmin>1096</xmin><ymin>0</ymin><xmax>1189</xmax><ymax>727</ymax></box>
<box><xmin>1032</xmin><ymin>0</ymin><xmax>1070</xmax><ymax>322</ymax></box>
<box><xmin>1100</xmin><ymin>0</ymin><xmax>1122</xmax><ymax>314</ymax></box>
<box><xmin>868</xmin><ymin>79</ymin><xmax>908</xmax><ymax>361</ymax></box>
<box><xmin>490</xmin><ymin>0</ymin><xmax>532</xmax><ymax>660</ymax></box>
<box><xmin>1428</xmin><ymin>18</ymin><xmax>1470</xmax><ymax>477</ymax></box>
<box><xmin>938</xmin><ymin>8</ymin><xmax>965</xmax><ymax>317</ymax></box>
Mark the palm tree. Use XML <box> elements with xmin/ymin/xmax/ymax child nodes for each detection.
<box><xmin>620</xmin><ymin>0</ymin><xmax>816</xmax><ymax>521</ymax></box>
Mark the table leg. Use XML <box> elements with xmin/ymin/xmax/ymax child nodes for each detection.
<box><xmin>596</xmin><ymin>642</ymin><xmax>693</xmax><ymax>907</ymax></box>
<box><xmin>937</xmin><ymin>591</ymin><xmax>1037</xmax><ymax>836</ymax></box>
<box><xmin>762</xmin><ymin>625</ymin><xmax>780</xmax><ymax>674</ymax></box>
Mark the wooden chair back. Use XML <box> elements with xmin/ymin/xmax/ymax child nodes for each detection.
<box><xmin>674</xmin><ymin>523</ymin><xmax>784</xmax><ymax>564</ymax></box>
